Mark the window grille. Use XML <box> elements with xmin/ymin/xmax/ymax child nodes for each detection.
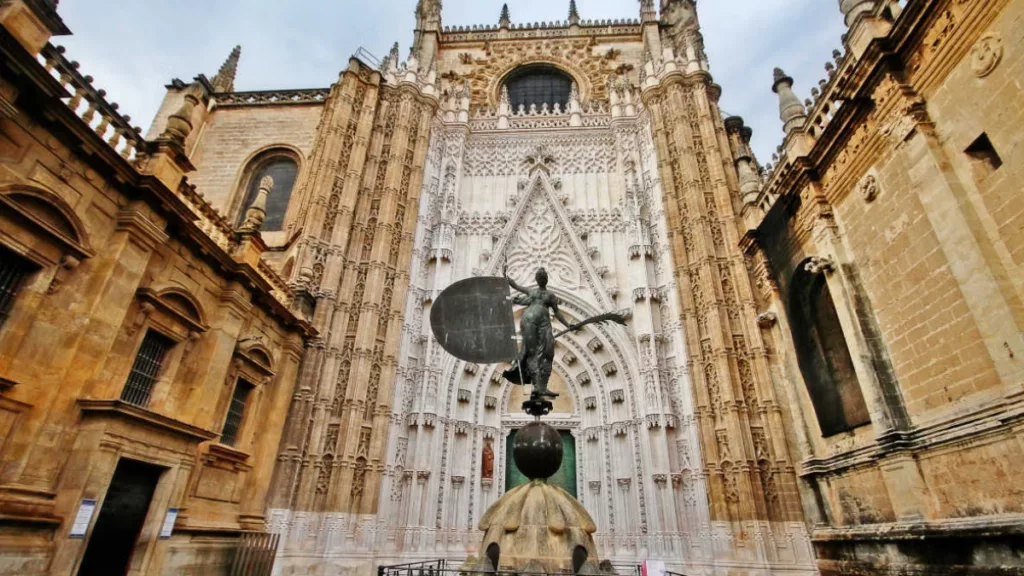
<box><xmin>0</xmin><ymin>246</ymin><xmax>31</xmax><ymax>330</ymax></box>
<box><xmin>504</xmin><ymin>65</ymin><xmax>573</xmax><ymax>112</ymax></box>
<box><xmin>221</xmin><ymin>379</ymin><xmax>254</xmax><ymax>446</ymax></box>
<box><xmin>120</xmin><ymin>331</ymin><xmax>174</xmax><ymax>407</ymax></box>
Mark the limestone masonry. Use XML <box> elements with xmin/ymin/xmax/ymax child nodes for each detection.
<box><xmin>0</xmin><ymin>0</ymin><xmax>1020</xmax><ymax>574</ymax></box>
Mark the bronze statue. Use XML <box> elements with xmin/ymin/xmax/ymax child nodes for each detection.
<box><xmin>503</xmin><ymin>265</ymin><xmax>627</xmax><ymax>403</ymax></box>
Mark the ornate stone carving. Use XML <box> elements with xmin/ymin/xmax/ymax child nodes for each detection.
<box><xmin>756</xmin><ymin>312</ymin><xmax>778</xmax><ymax>328</ymax></box>
<box><xmin>859</xmin><ymin>174</ymin><xmax>880</xmax><ymax>203</ymax></box>
<box><xmin>804</xmin><ymin>256</ymin><xmax>836</xmax><ymax>275</ymax></box>
<box><xmin>970</xmin><ymin>32</ymin><xmax>1003</xmax><ymax>77</ymax></box>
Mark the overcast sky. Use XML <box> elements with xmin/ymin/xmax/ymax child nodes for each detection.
<box><xmin>56</xmin><ymin>0</ymin><xmax>845</xmax><ymax>163</ymax></box>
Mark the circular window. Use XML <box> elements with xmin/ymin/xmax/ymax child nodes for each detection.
<box><xmin>504</xmin><ymin>65</ymin><xmax>573</xmax><ymax>111</ymax></box>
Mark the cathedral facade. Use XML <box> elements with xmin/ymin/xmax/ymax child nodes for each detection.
<box><xmin>0</xmin><ymin>0</ymin><xmax>1021</xmax><ymax>574</ymax></box>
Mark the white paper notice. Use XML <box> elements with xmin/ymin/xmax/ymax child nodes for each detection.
<box><xmin>159</xmin><ymin>508</ymin><xmax>178</xmax><ymax>539</ymax></box>
<box><xmin>69</xmin><ymin>499</ymin><xmax>97</xmax><ymax>538</ymax></box>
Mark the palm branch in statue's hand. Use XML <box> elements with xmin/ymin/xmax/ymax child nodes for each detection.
<box><xmin>553</xmin><ymin>312</ymin><xmax>628</xmax><ymax>338</ymax></box>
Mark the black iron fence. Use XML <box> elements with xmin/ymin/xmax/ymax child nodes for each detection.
<box><xmin>377</xmin><ymin>559</ymin><xmax>644</xmax><ymax>576</ymax></box>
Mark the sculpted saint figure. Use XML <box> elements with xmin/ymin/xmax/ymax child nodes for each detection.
<box><xmin>481</xmin><ymin>441</ymin><xmax>494</xmax><ymax>480</ymax></box>
<box><xmin>503</xmin><ymin>265</ymin><xmax>627</xmax><ymax>401</ymax></box>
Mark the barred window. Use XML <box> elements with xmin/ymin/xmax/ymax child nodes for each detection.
<box><xmin>221</xmin><ymin>379</ymin><xmax>254</xmax><ymax>446</ymax></box>
<box><xmin>236</xmin><ymin>155</ymin><xmax>298</xmax><ymax>232</ymax></box>
<box><xmin>0</xmin><ymin>246</ymin><xmax>32</xmax><ymax>330</ymax></box>
<box><xmin>121</xmin><ymin>330</ymin><xmax>174</xmax><ymax>407</ymax></box>
<box><xmin>504</xmin><ymin>65</ymin><xmax>573</xmax><ymax>111</ymax></box>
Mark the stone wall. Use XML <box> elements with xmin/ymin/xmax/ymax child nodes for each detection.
<box><xmin>744</xmin><ymin>0</ymin><xmax>1024</xmax><ymax>573</ymax></box>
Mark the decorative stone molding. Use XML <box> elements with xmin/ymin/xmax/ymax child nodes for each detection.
<box><xmin>610</xmin><ymin>389</ymin><xmax>625</xmax><ymax>403</ymax></box>
<box><xmin>464</xmin><ymin>363</ymin><xmax>479</xmax><ymax>374</ymax></box>
<box><xmin>612</xmin><ymin>422</ymin><xmax>627</xmax><ymax>436</ymax></box>
<box><xmin>652</xmin><ymin>473</ymin><xmax>668</xmax><ymax>486</ymax></box>
<box><xmin>589</xmin><ymin>480</ymin><xmax>602</xmax><ymax>493</ymax></box>
<box><xmin>756</xmin><ymin>312</ymin><xmax>778</xmax><ymax>328</ymax></box>
<box><xmin>970</xmin><ymin>32</ymin><xmax>1003</xmax><ymax>78</ymax></box>
<box><xmin>617</xmin><ymin>477</ymin><xmax>632</xmax><ymax>488</ymax></box>
<box><xmin>587</xmin><ymin>337</ymin><xmax>603</xmax><ymax>352</ymax></box>
<box><xmin>562</xmin><ymin>351</ymin><xmax>577</xmax><ymax>365</ymax></box>
<box><xmin>455</xmin><ymin>421</ymin><xmax>469</xmax><ymax>435</ymax></box>
<box><xmin>804</xmin><ymin>256</ymin><xmax>836</xmax><ymax>275</ymax></box>
<box><xmin>602</xmin><ymin>361</ymin><xmax>618</xmax><ymax>376</ymax></box>
<box><xmin>451</xmin><ymin>475</ymin><xmax>465</xmax><ymax>486</ymax></box>
<box><xmin>457</xmin><ymin>389</ymin><xmax>471</xmax><ymax>403</ymax></box>
<box><xmin>585</xmin><ymin>396</ymin><xmax>597</xmax><ymax>410</ymax></box>
<box><xmin>577</xmin><ymin>372</ymin><xmax>591</xmax><ymax>386</ymax></box>
<box><xmin>484</xmin><ymin>396</ymin><xmax>497</xmax><ymax>409</ymax></box>
<box><xmin>416</xmin><ymin>471</ymin><xmax>431</xmax><ymax>483</ymax></box>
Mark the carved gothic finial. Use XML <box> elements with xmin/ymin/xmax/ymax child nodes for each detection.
<box><xmin>211</xmin><ymin>45</ymin><xmax>241</xmax><ymax>93</ymax></box>
<box><xmin>499</xmin><ymin>3</ymin><xmax>511</xmax><ymax>28</ymax></box>
<box><xmin>772</xmin><ymin>68</ymin><xmax>807</xmax><ymax>136</ymax></box>
<box><xmin>838</xmin><ymin>0</ymin><xmax>878</xmax><ymax>27</ymax></box>
<box><xmin>640</xmin><ymin>0</ymin><xmax>657</xmax><ymax>23</ymax></box>
<box><xmin>568</xmin><ymin>0</ymin><xmax>580</xmax><ymax>25</ymax></box>
<box><xmin>240</xmin><ymin>175</ymin><xmax>273</xmax><ymax>232</ymax></box>
<box><xmin>160</xmin><ymin>80</ymin><xmax>205</xmax><ymax>145</ymax></box>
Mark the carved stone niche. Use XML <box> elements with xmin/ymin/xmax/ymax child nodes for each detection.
<box><xmin>455</xmin><ymin>421</ymin><xmax>469</xmax><ymax>435</ymax></box>
<box><xmin>464</xmin><ymin>363</ymin><xmax>479</xmax><ymax>375</ymax></box>
<box><xmin>577</xmin><ymin>372</ymin><xmax>592</xmax><ymax>386</ymax></box>
<box><xmin>587</xmin><ymin>337</ymin><xmax>603</xmax><ymax>352</ymax></box>
<box><xmin>485</xmin><ymin>395</ymin><xmax>498</xmax><ymax>409</ymax></box>
<box><xmin>0</xmin><ymin>185</ymin><xmax>95</xmax><ymax>294</ymax></box>
<box><xmin>584</xmin><ymin>396</ymin><xmax>597</xmax><ymax>410</ymax></box>
<box><xmin>602</xmin><ymin>362</ymin><xmax>617</xmax><ymax>376</ymax></box>
<box><xmin>458</xmin><ymin>389</ymin><xmax>472</xmax><ymax>403</ymax></box>
<box><xmin>610</xmin><ymin>389</ymin><xmax>625</xmax><ymax>403</ymax></box>
<box><xmin>562</xmin><ymin>351</ymin><xmax>577</xmax><ymax>365</ymax></box>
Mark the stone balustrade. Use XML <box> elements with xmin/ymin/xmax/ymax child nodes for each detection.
<box><xmin>39</xmin><ymin>44</ymin><xmax>145</xmax><ymax>161</ymax></box>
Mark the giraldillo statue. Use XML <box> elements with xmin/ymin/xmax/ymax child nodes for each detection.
<box><xmin>502</xmin><ymin>265</ymin><xmax>627</xmax><ymax>404</ymax></box>
<box><xmin>429</xmin><ymin>268</ymin><xmax>628</xmax><ymax>573</ymax></box>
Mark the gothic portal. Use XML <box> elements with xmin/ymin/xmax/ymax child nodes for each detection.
<box><xmin>245</xmin><ymin>1</ymin><xmax>814</xmax><ymax>574</ymax></box>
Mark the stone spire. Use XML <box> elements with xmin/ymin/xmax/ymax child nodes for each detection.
<box><xmin>639</xmin><ymin>0</ymin><xmax>657</xmax><ymax>23</ymax></box>
<box><xmin>568</xmin><ymin>0</ymin><xmax>580</xmax><ymax>26</ymax></box>
<box><xmin>499</xmin><ymin>4</ymin><xmax>511</xmax><ymax>28</ymax></box>
<box><xmin>240</xmin><ymin>176</ymin><xmax>273</xmax><ymax>232</ymax></box>
<box><xmin>772</xmin><ymin>68</ymin><xmax>807</xmax><ymax>135</ymax></box>
<box><xmin>210</xmin><ymin>45</ymin><xmax>241</xmax><ymax>93</ymax></box>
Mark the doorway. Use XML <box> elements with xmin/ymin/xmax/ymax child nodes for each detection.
<box><xmin>77</xmin><ymin>458</ymin><xmax>163</xmax><ymax>576</ymax></box>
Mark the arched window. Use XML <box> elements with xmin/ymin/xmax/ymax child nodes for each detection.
<box><xmin>236</xmin><ymin>152</ymin><xmax>298</xmax><ymax>232</ymax></box>
<box><xmin>789</xmin><ymin>265</ymin><xmax>870</xmax><ymax>436</ymax></box>
<box><xmin>504</xmin><ymin>65</ymin><xmax>573</xmax><ymax>111</ymax></box>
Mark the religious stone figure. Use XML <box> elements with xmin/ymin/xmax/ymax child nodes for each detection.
<box><xmin>503</xmin><ymin>265</ymin><xmax>626</xmax><ymax>403</ymax></box>
<box><xmin>482</xmin><ymin>440</ymin><xmax>494</xmax><ymax>480</ymax></box>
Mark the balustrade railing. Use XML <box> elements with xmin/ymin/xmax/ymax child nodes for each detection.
<box><xmin>377</xmin><ymin>559</ymin><xmax>643</xmax><ymax>576</ymax></box>
<box><xmin>38</xmin><ymin>44</ymin><xmax>145</xmax><ymax>161</ymax></box>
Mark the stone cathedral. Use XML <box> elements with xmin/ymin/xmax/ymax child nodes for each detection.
<box><xmin>0</xmin><ymin>0</ymin><xmax>1021</xmax><ymax>575</ymax></box>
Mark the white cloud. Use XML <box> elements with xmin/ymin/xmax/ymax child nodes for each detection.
<box><xmin>56</xmin><ymin>0</ymin><xmax>845</xmax><ymax>162</ymax></box>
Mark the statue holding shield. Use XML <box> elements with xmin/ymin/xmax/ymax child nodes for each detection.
<box><xmin>430</xmin><ymin>264</ymin><xmax>626</xmax><ymax>415</ymax></box>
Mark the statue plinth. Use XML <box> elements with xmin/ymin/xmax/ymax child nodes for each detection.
<box><xmin>462</xmin><ymin>420</ymin><xmax>616</xmax><ymax>576</ymax></box>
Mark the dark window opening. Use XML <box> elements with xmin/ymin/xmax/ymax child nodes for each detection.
<box><xmin>221</xmin><ymin>378</ymin><xmax>254</xmax><ymax>446</ymax></box>
<box><xmin>0</xmin><ymin>246</ymin><xmax>32</xmax><ymax>330</ymax></box>
<box><xmin>789</xmin><ymin>268</ymin><xmax>871</xmax><ymax>436</ymax></box>
<box><xmin>965</xmin><ymin>133</ymin><xmax>1002</xmax><ymax>183</ymax></box>
<box><xmin>504</xmin><ymin>65</ymin><xmax>573</xmax><ymax>112</ymax></box>
<box><xmin>237</xmin><ymin>156</ymin><xmax>298</xmax><ymax>232</ymax></box>
<box><xmin>121</xmin><ymin>330</ymin><xmax>174</xmax><ymax>407</ymax></box>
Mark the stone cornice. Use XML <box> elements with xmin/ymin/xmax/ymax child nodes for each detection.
<box><xmin>78</xmin><ymin>399</ymin><xmax>219</xmax><ymax>443</ymax></box>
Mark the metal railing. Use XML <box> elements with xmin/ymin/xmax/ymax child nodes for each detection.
<box><xmin>229</xmin><ymin>531</ymin><xmax>280</xmax><ymax>576</ymax></box>
<box><xmin>378</xmin><ymin>559</ymin><xmax>642</xmax><ymax>576</ymax></box>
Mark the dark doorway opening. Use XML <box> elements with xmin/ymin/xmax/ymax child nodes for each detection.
<box><xmin>77</xmin><ymin>459</ymin><xmax>163</xmax><ymax>576</ymax></box>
